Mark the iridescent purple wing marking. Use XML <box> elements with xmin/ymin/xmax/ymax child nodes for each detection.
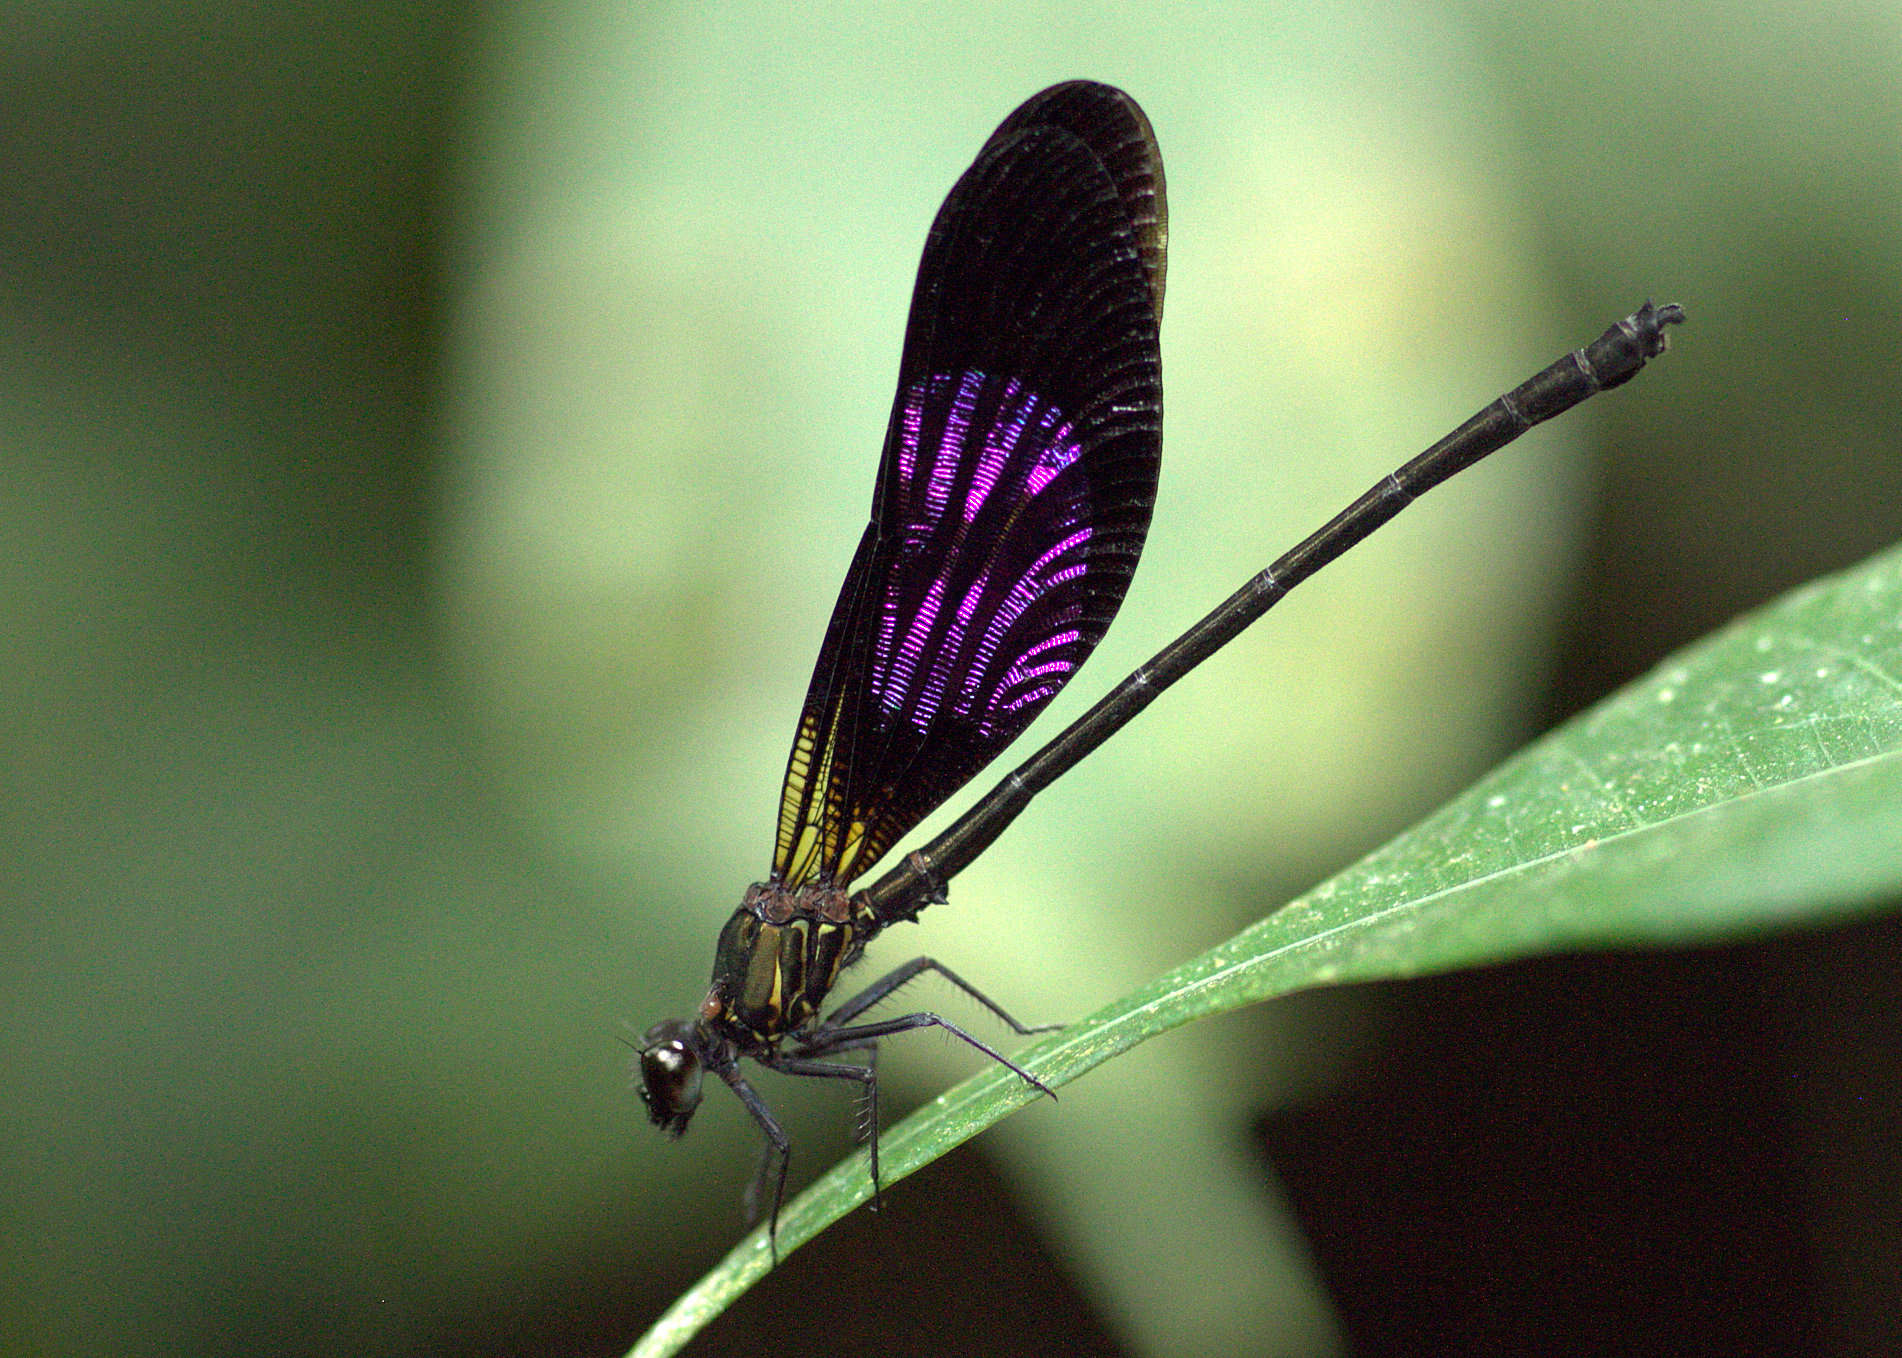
<box><xmin>877</xmin><ymin>371</ymin><xmax>1088</xmax><ymax>737</ymax></box>
<box><xmin>774</xmin><ymin>82</ymin><xmax>1167</xmax><ymax>887</ymax></box>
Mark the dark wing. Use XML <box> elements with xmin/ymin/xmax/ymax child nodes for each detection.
<box><xmin>774</xmin><ymin>81</ymin><xmax>1167</xmax><ymax>887</ymax></box>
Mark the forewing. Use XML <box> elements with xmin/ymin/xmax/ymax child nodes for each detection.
<box><xmin>774</xmin><ymin>83</ymin><xmax>1166</xmax><ymax>886</ymax></box>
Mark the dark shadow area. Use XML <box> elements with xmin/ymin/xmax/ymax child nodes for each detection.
<box><xmin>1261</xmin><ymin>912</ymin><xmax>1902</xmax><ymax>1357</ymax></box>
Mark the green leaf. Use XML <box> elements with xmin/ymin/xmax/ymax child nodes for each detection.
<box><xmin>629</xmin><ymin>541</ymin><xmax>1902</xmax><ymax>1358</ymax></box>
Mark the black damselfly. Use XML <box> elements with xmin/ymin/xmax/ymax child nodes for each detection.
<box><xmin>636</xmin><ymin>80</ymin><xmax>1682</xmax><ymax>1261</ymax></box>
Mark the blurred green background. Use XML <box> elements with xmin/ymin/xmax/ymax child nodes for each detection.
<box><xmin>4</xmin><ymin>3</ymin><xmax>1899</xmax><ymax>1356</ymax></box>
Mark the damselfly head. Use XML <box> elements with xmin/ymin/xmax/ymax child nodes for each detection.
<box><xmin>636</xmin><ymin>1019</ymin><xmax>704</xmax><ymax>1137</ymax></box>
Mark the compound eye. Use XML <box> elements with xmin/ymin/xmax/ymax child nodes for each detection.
<box><xmin>637</xmin><ymin>1023</ymin><xmax>703</xmax><ymax>1137</ymax></box>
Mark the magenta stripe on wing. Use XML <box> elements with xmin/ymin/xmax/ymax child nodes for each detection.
<box><xmin>874</xmin><ymin>370</ymin><xmax>1093</xmax><ymax>738</ymax></box>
